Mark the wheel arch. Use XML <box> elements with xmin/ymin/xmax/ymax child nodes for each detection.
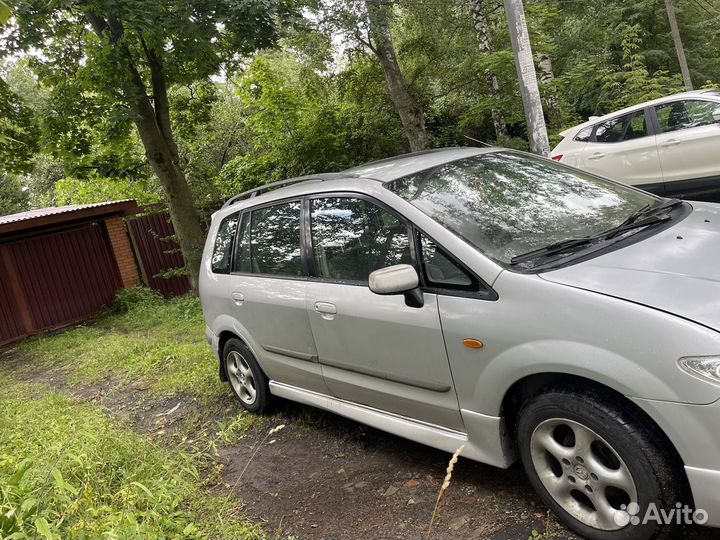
<box><xmin>217</xmin><ymin>330</ymin><xmax>242</xmax><ymax>381</ymax></box>
<box><xmin>500</xmin><ymin>372</ymin><xmax>692</xmax><ymax>503</ymax></box>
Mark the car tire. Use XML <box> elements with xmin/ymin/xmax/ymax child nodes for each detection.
<box><xmin>517</xmin><ymin>388</ymin><xmax>684</xmax><ymax>540</ymax></box>
<box><xmin>223</xmin><ymin>338</ymin><xmax>271</xmax><ymax>413</ymax></box>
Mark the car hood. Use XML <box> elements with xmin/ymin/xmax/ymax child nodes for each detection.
<box><xmin>541</xmin><ymin>201</ymin><xmax>720</xmax><ymax>331</ymax></box>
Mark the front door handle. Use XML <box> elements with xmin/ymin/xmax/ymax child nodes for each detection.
<box><xmin>587</xmin><ymin>151</ymin><xmax>605</xmax><ymax>160</ymax></box>
<box><xmin>661</xmin><ymin>138</ymin><xmax>681</xmax><ymax>148</ymax></box>
<box><xmin>314</xmin><ymin>301</ymin><xmax>337</xmax><ymax>320</ymax></box>
<box><xmin>231</xmin><ymin>291</ymin><xmax>245</xmax><ymax>305</ymax></box>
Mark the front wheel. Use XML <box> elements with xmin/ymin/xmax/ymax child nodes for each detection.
<box><xmin>223</xmin><ymin>338</ymin><xmax>271</xmax><ymax>413</ymax></box>
<box><xmin>517</xmin><ymin>389</ymin><xmax>684</xmax><ymax>540</ymax></box>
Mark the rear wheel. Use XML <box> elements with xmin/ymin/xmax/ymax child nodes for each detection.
<box><xmin>517</xmin><ymin>389</ymin><xmax>683</xmax><ymax>540</ymax></box>
<box><xmin>223</xmin><ymin>338</ymin><xmax>271</xmax><ymax>413</ymax></box>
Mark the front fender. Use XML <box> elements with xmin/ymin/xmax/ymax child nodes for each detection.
<box><xmin>471</xmin><ymin>340</ymin><xmax>676</xmax><ymax>416</ymax></box>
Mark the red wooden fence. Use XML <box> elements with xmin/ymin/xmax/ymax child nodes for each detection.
<box><xmin>126</xmin><ymin>212</ymin><xmax>192</xmax><ymax>298</ymax></box>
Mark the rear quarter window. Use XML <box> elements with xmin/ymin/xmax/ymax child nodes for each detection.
<box><xmin>574</xmin><ymin>126</ymin><xmax>593</xmax><ymax>142</ymax></box>
<box><xmin>211</xmin><ymin>213</ymin><xmax>239</xmax><ymax>274</ymax></box>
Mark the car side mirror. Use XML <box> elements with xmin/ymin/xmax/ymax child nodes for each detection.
<box><xmin>368</xmin><ymin>264</ymin><xmax>424</xmax><ymax>308</ymax></box>
<box><xmin>713</xmin><ymin>107</ymin><xmax>720</xmax><ymax>123</ymax></box>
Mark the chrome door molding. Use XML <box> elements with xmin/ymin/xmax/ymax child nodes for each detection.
<box><xmin>262</xmin><ymin>344</ymin><xmax>318</xmax><ymax>363</ymax></box>
<box><xmin>318</xmin><ymin>357</ymin><xmax>452</xmax><ymax>392</ymax></box>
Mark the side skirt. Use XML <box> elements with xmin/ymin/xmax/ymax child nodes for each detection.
<box><xmin>269</xmin><ymin>380</ymin><xmax>514</xmax><ymax>468</ymax></box>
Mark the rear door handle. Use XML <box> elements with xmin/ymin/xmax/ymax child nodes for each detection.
<box><xmin>587</xmin><ymin>152</ymin><xmax>605</xmax><ymax>160</ymax></box>
<box><xmin>314</xmin><ymin>301</ymin><xmax>337</xmax><ymax>320</ymax></box>
<box><xmin>231</xmin><ymin>291</ymin><xmax>245</xmax><ymax>305</ymax></box>
<box><xmin>661</xmin><ymin>138</ymin><xmax>681</xmax><ymax>148</ymax></box>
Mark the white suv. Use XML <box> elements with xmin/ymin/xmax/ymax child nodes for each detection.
<box><xmin>551</xmin><ymin>90</ymin><xmax>720</xmax><ymax>198</ymax></box>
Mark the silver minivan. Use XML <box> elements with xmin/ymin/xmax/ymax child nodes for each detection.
<box><xmin>200</xmin><ymin>147</ymin><xmax>720</xmax><ymax>540</ymax></box>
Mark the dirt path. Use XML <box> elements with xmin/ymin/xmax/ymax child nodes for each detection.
<box><xmin>219</xmin><ymin>400</ymin><xmax>720</xmax><ymax>540</ymax></box>
<box><xmin>222</xmin><ymin>402</ymin><xmax>574</xmax><ymax>540</ymax></box>
<box><xmin>5</xmin><ymin>347</ymin><xmax>720</xmax><ymax>540</ymax></box>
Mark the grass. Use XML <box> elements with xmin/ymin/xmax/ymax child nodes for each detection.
<box><xmin>15</xmin><ymin>288</ymin><xmax>226</xmax><ymax>401</ymax></box>
<box><xmin>0</xmin><ymin>288</ymin><xmax>265</xmax><ymax>540</ymax></box>
<box><xmin>0</xmin><ymin>379</ymin><xmax>262</xmax><ymax>540</ymax></box>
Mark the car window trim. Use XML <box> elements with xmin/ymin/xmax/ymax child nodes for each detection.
<box><xmin>229</xmin><ymin>211</ymin><xmax>248</xmax><ymax>274</ymax></box>
<box><xmin>413</xmin><ymin>228</ymin><xmax>498</xmax><ymax>301</ymax></box>
<box><xmin>228</xmin><ymin>196</ymin><xmax>308</xmax><ymax>280</ymax></box>
<box><xmin>305</xmin><ymin>191</ymin><xmax>415</xmax><ymax>285</ymax></box>
<box><xmin>590</xmin><ymin>107</ymin><xmax>653</xmax><ymax>143</ymax></box>
<box><xmin>211</xmin><ymin>211</ymin><xmax>240</xmax><ymax>275</ymax></box>
<box><xmin>227</xmin><ymin>189</ymin><xmax>499</xmax><ymax>298</ymax></box>
<box><xmin>304</xmin><ymin>191</ymin><xmax>497</xmax><ymax>300</ymax></box>
<box><xmin>653</xmin><ymin>98</ymin><xmax>720</xmax><ymax>134</ymax></box>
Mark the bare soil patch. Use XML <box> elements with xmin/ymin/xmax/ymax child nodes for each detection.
<box><xmin>5</xmin><ymin>345</ymin><xmax>720</xmax><ymax>540</ymax></box>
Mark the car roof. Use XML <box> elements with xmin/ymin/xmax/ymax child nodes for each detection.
<box><xmin>218</xmin><ymin>146</ymin><xmax>497</xmax><ymax>216</ymax></box>
<box><xmin>559</xmin><ymin>89</ymin><xmax>720</xmax><ymax>137</ymax></box>
<box><xmin>343</xmin><ymin>146</ymin><xmax>490</xmax><ymax>181</ymax></box>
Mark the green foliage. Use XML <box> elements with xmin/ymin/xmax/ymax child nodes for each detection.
<box><xmin>215</xmin><ymin>52</ymin><xmax>405</xmax><ymax>196</ymax></box>
<box><xmin>0</xmin><ymin>286</ymin><xmax>265</xmax><ymax>539</ymax></box>
<box><xmin>0</xmin><ymin>175</ymin><xmax>30</xmax><ymax>215</ymax></box>
<box><xmin>112</xmin><ymin>286</ymin><xmax>166</xmax><ymax>313</ymax></box>
<box><xmin>0</xmin><ymin>1</ymin><xmax>10</xmax><ymax>24</ymax></box>
<box><xmin>598</xmin><ymin>24</ymin><xmax>685</xmax><ymax>111</ymax></box>
<box><xmin>3</xmin><ymin>0</ymin><xmax>720</xmax><ymax>207</ymax></box>
<box><xmin>53</xmin><ymin>175</ymin><xmax>163</xmax><ymax>206</ymax></box>
<box><xmin>0</xmin><ymin>390</ymin><xmax>262</xmax><ymax>539</ymax></box>
<box><xmin>0</xmin><ymin>76</ymin><xmax>39</xmax><ymax>174</ymax></box>
<box><xmin>17</xmin><ymin>289</ymin><xmax>225</xmax><ymax>400</ymax></box>
<box><xmin>0</xmin><ymin>0</ymin><xmax>290</xmax><ymax>210</ymax></box>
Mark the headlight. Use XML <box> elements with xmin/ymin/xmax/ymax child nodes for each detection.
<box><xmin>679</xmin><ymin>356</ymin><xmax>720</xmax><ymax>385</ymax></box>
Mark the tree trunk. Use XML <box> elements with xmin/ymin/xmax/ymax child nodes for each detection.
<box><xmin>537</xmin><ymin>52</ymin><xmax>561</xmax><ymax>126</ymax></box>
<box><xmin>365</xmin><ymin>0</ymin><xmax>429</xmax><ymax>152</ymax></box>
<box><xmin>86</xmin><ymin>13</ymin><xmax>205</xmax><ymax>291</ymax></box>
<box><xmin>664</xmin><ymin>0</ymin><xmax>693</xmax><ymax>90</ymax></box>
<box><xmin>471</xmin><ymin>0</ymin><xmax>507</xmax><ymax>140</ymax></box>
<box><xmin>130</xmin><ymin>87</ymin><xmax>206</xmax><ymax>292</ymax></box>
<box><xmin>503</xmin><ymin>0</ymin><xmax>550</xmax><ymax>156</ymax></box>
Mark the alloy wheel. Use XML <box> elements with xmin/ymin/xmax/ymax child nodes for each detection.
<box><xmin>226</xmin><ymin>350</ymin><xmax>257</xmax><ymax>406</ymax></box>
<box><xmin>530</xmin><ymin>418</ymin><xmax>638</xmax><ymax>531</ymax></box>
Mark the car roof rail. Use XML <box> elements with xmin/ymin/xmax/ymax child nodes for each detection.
<box><xmin>222</xmin><ymin>172</ymin><xmax>359</xmax><ymax>208</ymax></box>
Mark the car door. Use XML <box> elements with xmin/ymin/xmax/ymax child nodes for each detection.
<box><xmin>580</xmin><ymin>108</ymin><xmax>663</xmax><ymax>188</ymax></box>
<box><xmin>304</xmin><ymin>194</ymin><xmax>464</xmax><ymax>431</ymax></box>
<box><xmin>653</xmin><ymin>99</ymin><xmax>720</xmax><ymax>187</ymax></box>
<box><xmin>226</xmin><ymin>200</ymin><xmax>329</xmax><ymax>395</ymax></box>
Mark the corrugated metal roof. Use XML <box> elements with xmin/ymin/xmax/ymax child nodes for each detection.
<box><xmin>0</xmin><ymin>200</ymin><xmax>136</xmax><ymax>226</ymax></box>
<box><xmin>0</xmin><ymin>200</ymin><xmax>139</xmax><ymax>236</ymax></box>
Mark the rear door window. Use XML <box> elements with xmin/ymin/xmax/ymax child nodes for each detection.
<box><xmin>233</xmin><ymin>213</ymin><xmax>251</xmax><ymax>273</ymax></box>
<box><xmin>593</xmin><ymin>109</ymin><xmax>647</xmax><ymax>143</ymax></box>
<box><xmin>250</xmin><ymin>201</ymin><xmax>304</xmax><ymax>277</ymax></box>
<box><xmin>574</xmin><ymin>126</ymin><xmax>593</xmax><ymax>142</ymax></box>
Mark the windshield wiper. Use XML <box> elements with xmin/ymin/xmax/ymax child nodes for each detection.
<box><xmin>510</xmin><ymin>201</ymin><xmax>680</xmax><ymax>266</ymax></box>
<box><xmin>510</xmin><ymin>236</ymin><xmax>598</xmax><ymax>265</ymax></box>
<box><xmin>604</xmin><ymin>199</ymin><xmax>682</xmax><ymax>239</ymax></box>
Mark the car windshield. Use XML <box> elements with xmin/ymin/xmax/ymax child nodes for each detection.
<box><xmin>385</xmin><ymin>151</ymin><xmax>659</xmax><ymax>266</ymax></box>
